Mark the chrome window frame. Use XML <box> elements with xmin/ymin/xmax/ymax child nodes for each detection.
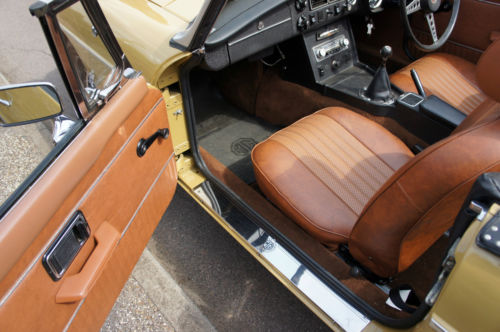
<box><xmin>31</xmin><ymin>0</ymin><xmax>132</xmax><ymax>121</ymax></box>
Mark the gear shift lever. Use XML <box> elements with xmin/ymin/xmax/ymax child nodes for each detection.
<box><xmin>380</xmin><ymin>45</ymin><xmax>392</xmax><ymax>66</ymax></box>
<box><xmin>363</xmin><ymin>46</ymin><xmax>393</xmax><ymax>102</ymax></box>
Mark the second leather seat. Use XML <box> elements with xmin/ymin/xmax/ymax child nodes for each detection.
<box><xmin>252</xmin><ymin>40</ymin><xmax>500</xmax><ymax>277</ymax></box>
<box><xmin>391</xmin><ymin>40</ymin><xmax>500</xmax><ymax>116</ymax></box>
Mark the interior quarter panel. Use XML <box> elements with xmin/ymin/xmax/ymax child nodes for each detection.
<box><xmin>0</xmin><ymin>77</ymin><xmax>177</xmax><ymax>331</ymax></box>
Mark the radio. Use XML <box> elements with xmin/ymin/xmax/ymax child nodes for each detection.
<box><xmin>312</xmin><ymin>34</ymin><xmax>350</xmax><ymax>62</ymax></box>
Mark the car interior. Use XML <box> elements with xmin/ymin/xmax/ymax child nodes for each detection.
<box><xmin>184</xmin><ymin>0</ymin><xmax>500</xmax><ymax>320</ymax></box>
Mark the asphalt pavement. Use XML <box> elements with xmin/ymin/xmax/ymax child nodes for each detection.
<box><xmin>0</xmin><ymin>1</ymin><xmax>330</xmax><ymax>331</ymax></box>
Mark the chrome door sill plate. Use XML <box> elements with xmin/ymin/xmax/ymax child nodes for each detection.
<box><xmin>211</xmin><ymin>186</ymin><xmax>370</xmax><ymax>332</ymax></box>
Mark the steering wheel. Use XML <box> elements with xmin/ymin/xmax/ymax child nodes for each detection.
<box><xmin>400</xmin><ymin>0</ymin><xmax>460</xmax><ymax>51</ymax></box>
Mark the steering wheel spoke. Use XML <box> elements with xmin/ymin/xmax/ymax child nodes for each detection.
<box><xmin>400</xmin><ymin>0</ymin><xmax>459</xmax><ymax>51</ymax></box>
<box><xmin>425</xmin><ymin>13</ymin><xmax>439</xmax><ymax>43</ymax></box>
<box><xmin>406</xmin><ymin>0</ymin><xmax>421</xmax><ymax>15</ymax></box>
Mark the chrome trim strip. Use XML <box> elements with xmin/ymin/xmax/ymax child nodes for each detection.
<box><xmin>0</xmin><ymin>98</ymin><xmax>163</xmax><ymax>307</ymax></box>
<box><xmin>317</xmin><ymin>28</ymin><xmax>340</xmax><ymax>41</ymax></box>
<box><xmin>430</xmin><ymin>317</ymin><xmax>448</xmax><ymax>332</ymax></box>
<box><xmin>399</xmin><ymin>92</ymin><xmax>424</xmax><ymax>108</ymax></box>
<box><xmin>475</xmin><ymin>0</ymin><xmax>500</xmax><ymax>5</ymax></box>
<box><xmin>257</xmin><ymin>236</ymin><xmax>370</xmax><ymax>332</ymax></box>
<box><xmin>206</xmin><ymin>191</ymin><xmax>370</xmax><ymax>331</ymax></box>
<box><xmin>45</xmin><ymin>14</ymin><xmax>92</xmax><ymax>119</ymax></box>
<box><xmin>0</xmin><ymin>81</ymin><xmax>59</xmax><ymax>90</ymax></box>
<box><xmin>121</xmin><ymin>152</ymin><xmax>174</xmax><ymax>238</ymax></box>
<box><xmin>228</xmin><ymin>17</ymin><xmax>291</xmax><ymax>47</ymax></box>
<box><xmin>62</xmin><ymin>153</ymin><xmax>174</xmax><ymax>331</ymax></box>
<box><xmin>469</xmin><ymin>200</ymin><xmax>488</xmax><ymax>221</ymax></box>
<box><xmin>62</xmin><ymin>299</ymin><xmax>85</xmax><ymax>332</ymax></box>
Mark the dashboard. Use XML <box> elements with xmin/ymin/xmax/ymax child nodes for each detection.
<box><xmin>202</xmin><ymin>0</ymin><xmax>371</xmax><ymax>72</ymax></box>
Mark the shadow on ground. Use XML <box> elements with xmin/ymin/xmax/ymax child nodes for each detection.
<box><xmin>148</xmin><ymin>187</ymin><xmax>330</xmax><ymax>332</ymax></box>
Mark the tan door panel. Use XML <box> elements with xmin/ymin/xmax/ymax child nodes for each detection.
<box><xmin>0</xmin><ymin>77</ymin><xmax>177</xmax><ymax>331</ymax></box>
<box><xmin>0</xmin><ymin>77</ymin><xmax>148</xmax><ymax>283</ymax></box>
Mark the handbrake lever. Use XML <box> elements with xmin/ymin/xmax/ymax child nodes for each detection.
<box><xmin>410</xmin><ymin>69</ymin><xmax>427</xmax><ymax>98</ymax></box>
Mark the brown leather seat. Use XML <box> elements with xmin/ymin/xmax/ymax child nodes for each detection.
<box><xmin>252</xmin><ymin>40</ymin><xmax>500</xmax><ymax>277</ymax></box>
<box><xmin>391</xmin><ymin>51</ymin><xmax>498</xmax><ymax>116</ymax></box>
<box><xmin>252</xmin><ymin>108</ymin><xmax>414</xmax><ymax>245</ymax></box>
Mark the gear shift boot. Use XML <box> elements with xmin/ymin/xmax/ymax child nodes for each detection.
<box><xmin>362</xmin><ymin>46</ymin><xmax>394</xmax><ymax>103</ymax></box>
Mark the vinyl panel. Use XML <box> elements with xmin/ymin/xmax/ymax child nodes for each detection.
<box><xmin>0</xmin><ymin>78</ymin><xmax>150</xmax><ymax>290</ymax></box>
<box><xmin>70</xmin><ymin>160</ymin><xmax>176</xmax><ymax>331</ymax></box>
<box><xmin>0</xmin><ymin>79</ymin><xmax>176</xmax><ymax>331</ymax></box>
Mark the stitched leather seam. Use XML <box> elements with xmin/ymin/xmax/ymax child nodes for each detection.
<box><xmin>280</xmin><ymin>127</ymin><xmax>371</xmax><ymax>210</ymax></box>
<box><xmin>251</xmin><ymin>143</ymin><xmax>352</xmax><ymax>240</ymax></box>
<box><xmin>399</xmin><ymin>71</ymin><xmax>478</xmax><ymax>114</ymax></box>
<box><xmin>432</xmin><ymin>55</ymin><xmax>481</xmax><ymax>89</ymax></box>
<box><xmin>396</xmin><ymin>181</ymin><xmax>424</xmax><ymax>214</ymax></box>
<box><xmin>313</xmin><ymin>115</ymin><xmax>394</xmax><ymax>181</ymax></box>
<box><xmin>397</xmin><ymin>55</ymin><xmax>490</xmax><ymax>114</ymax></box>
<box><xmin>253</xmin><ymin>164</ymin><xmax>351</xmax><ymax>240</ymax></box>
<box><xmin>320</xmin><ymin>112</ymin><xmax>403</xmax><ymax>172</ymax></box>
<box><xmin>280</xmin><ymin>115</ymin><xmax>390</xmax><ymax>212</ymax></box>
<box><xmin>286</xmin><ymin>122</ymin><xmax>382</xmax><ymax>204</ymax></box>
<box><xmin>422</xmin><ymin>70</ymin><xmax>482</xmax><ymax>112</ymax></box>
<box><xmin>425</xmin><ymin>76</ymin><xmax>478</xmax><ymax>112</ymax></box>
<box><xmin>403</xmin><ymin>160</ymin><xmax>500</xmax><ymax>238</ymax></box>
<box><xmin>269</xmin><ymin>133</ymin><xmax>363</xmax><ymax>216</ymax></box>
<box><xmin>300</xmin><ymin>126</ymin><xmax>383</xmax><ymax>196</ymax></box>
<box><xmin>298</xmin><ymin>120</ymin><xmax>389</xmax><ymax>201</ymax></box>
<box><xmin>417</xmin><ymin>54</ymin><xmax>481</xmax><ymax>90</ymax></box>
<box><xmin>397</xmin><ymin>159</ymin><xmax>500</xmax><ymax>272</ymax></box>
<box><xmin>354</xmin><ymin>117</ymin><xmax>499</xmax><ymax>232</ymax></box>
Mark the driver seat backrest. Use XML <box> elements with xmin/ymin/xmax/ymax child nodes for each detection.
<box><xmin>349</xmin><ymin>40</ymin><xmax>500</xmax><ymax>277</ymax></box>
<box><xmin>452</xmin><ymin>40</ymin><xmax>500</xmax><ymax>133</ymax></box>
<box><xmin>390</xmin><ymin>40</ymin><xmax>500</xmax><ymax>117</ymax></box>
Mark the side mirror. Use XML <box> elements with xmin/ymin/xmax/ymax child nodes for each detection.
<box><xmin>0</xmin><ymin>83</ymin><xmax>62</xmax><ymax>126</ymax></box>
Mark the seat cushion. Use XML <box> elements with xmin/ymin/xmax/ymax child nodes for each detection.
<box><xmin>390</xmin><ymin>53</ymin><xmax>490</xmax><ymax>115</ymax></box>
<box><xmin>252</xmin><ymin>107</ymin><xmax>414</xmax><ymax>245</ymax></box>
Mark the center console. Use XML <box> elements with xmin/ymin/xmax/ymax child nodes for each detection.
<box><xmin>299</xmin><ymin>15</ymin><xmax>459</xmax><ymax>145</ymax></box>
<box><xmin>293</xmin><ymin>0</ymin><xmax>360</xmax><ymax>82</ymax></box>
<box><xmin>303</xmin><ymin>20</ymin><xmax>357</xmax><ymax>82</ymax></box>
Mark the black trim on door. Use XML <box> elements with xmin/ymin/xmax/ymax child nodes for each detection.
<box><xmin>187</xmin><ymin>0</ymin><xmax>227</xmax><ymax>51</ymax></box>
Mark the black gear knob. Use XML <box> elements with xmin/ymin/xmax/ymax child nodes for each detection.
<box><xmin>363</xmin><ymin>45</ymin><xmax>394</xmax><ymax>102</ymax></box>
<box><xmin>380</xmin><ymin>45</ymin><xmax>392</xmax><ymax>65</ymax></box>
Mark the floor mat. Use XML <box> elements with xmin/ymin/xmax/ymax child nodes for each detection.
<box><xmin>199</xmin><ymin>114</ymin><xmax>278</xmax><ymax>184</ymax></box>
<box><xmin>193</xmin><ymin>71</ymin><xmax>280</xmax><ymax>184</ymax></box>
